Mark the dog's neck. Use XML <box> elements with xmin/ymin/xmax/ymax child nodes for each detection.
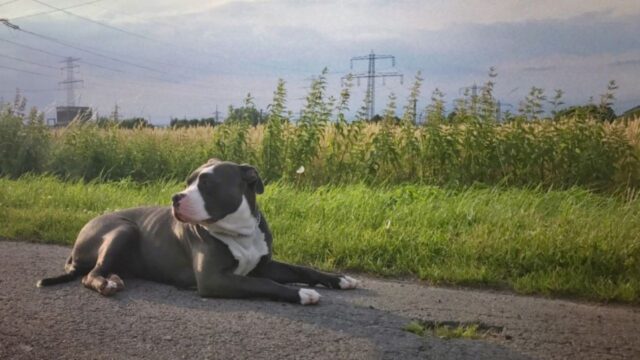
<box><xmin>202</xmin><ymin>196</ymin><xmax>260</xmax><ymax>238</ymax></box>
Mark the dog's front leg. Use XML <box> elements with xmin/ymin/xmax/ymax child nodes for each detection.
<box><xmin>196</xmin><ymin>273</ymin><xmax>320</xmax><ymax>305</ymax></box>
<box><xmin>251</xmin><ymin>260</ymin><xmax>358</xmax><ymax>290</ymax></box>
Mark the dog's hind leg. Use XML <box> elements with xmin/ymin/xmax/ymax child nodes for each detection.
<box><xmin>81</xmin><ymin>225</ymin><xmax>137</xmax><ymax>296</ymax></box>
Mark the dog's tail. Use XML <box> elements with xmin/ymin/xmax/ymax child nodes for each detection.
<box><xmin>37</xmin><ymin>271</ymin><xmax>80</xmax><ymax>287</ymax></box>
<box><xmin>36</xmin><ymin>256</ymin><xmax>87</xmax><ymax>287</ymax></box>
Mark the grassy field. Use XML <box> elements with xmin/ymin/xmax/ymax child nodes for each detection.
<box><xmin>2</xmin><ymin>176</ymin><xmax>639</xmax><ymax>303</ymax></box>
<box><xmin>3</xmin><ymin>106</ymin><xmax>640</xmax><ymax>191</ymax></box>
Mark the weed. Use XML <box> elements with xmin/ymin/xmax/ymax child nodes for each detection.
<box><xmin>403</xmin><ymin>321</ymin><xmax>426</xmax><ymax>337</ymax></box>
<box><xmin>1</xmin><ymin>79</ymin><xmax>639</xmax><ymax>191</ymax></box>
<box><xmin>404</xmin><ymin>320</ymin><xmax>502</xmax><ymax>340</ymax></box>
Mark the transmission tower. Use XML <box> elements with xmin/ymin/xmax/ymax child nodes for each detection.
<box><xmin>60</xmin><ymin>57</ymin><xmax>83</xmax><ymax>107</ymax></box>
<box><xmin>348</xmin><ymin>50</ymin><xmax>403</xmax><ymax>119</ymax></box>
<box><xmin>459</xmin><ymin>83</ymin><xmax>481</xmax><ymax>97</ymax></box>
<box><xmin>496</xmin><ymin>101</ymin><xmax>513</xmax><ymax>122</ymax></box>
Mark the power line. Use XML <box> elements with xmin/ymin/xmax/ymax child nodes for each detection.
<box><xmin>0</xmin><ymin>0</ymin><xmax>20</xmax><ymax>8</ymax></box>
<box><xmin>84</xmin><ymin>75</ymin><xmax>230</xmax><ymax>101</ymax></box>
<box><xmin>10</xmin><ymin>0</ymin><xmax>350</xmax><ymax>78</ymax></box>
<box><xmin>22</xmin><ymin>29</ymin><xmax>164</xmax><ymax>74</ymax></box>
<box><xmin>24</xmin><ymin>0</ymin><xmax>241</xmax><ymax>80</ymax></box>
<box><xmin>29</xmin><ymin>0</ymin><xmax>155</xmax><ymax>42</ymax></box>
<box><xmin>11</xmin><ymin>0</ymin><xmax>104</xmax><ymax>21</ymax></box>
<box><xmin>0</xmin><ymin>53</ymin><xmax>58</xmax><ymax>69</ymax></box>
<box><xmin>0</xmin><ymin>20</ymin><xmax>231</xmax><ymax>90</ymax></box>
<box><xmin>3</xmin><ymin>21</ymin><xmax>183</xmax><ymax>75</ymax></box>
<box><xmin>1</xmin><ymin>35</ymin><xmax>156</xmax><ymax>78</ymax></box>
<box><xmin>18</xmin><ymin>1</ymin><xmax>238</xmax><ymax>76</ymax></box>
<box><xmin>0</xmin><ymin>64</ymin><xmax>55</xmax><ymax>77</ymax></box>
<box><xmin>48</xmin><ymin>0</ymin><xmax>338</xmax><ymax>76</ymax></box>
<box><xmin>0</xmin><ymin>87</ymin><xmax>60</xmax><ymax>93</ymax></box>
<box><xmin>9</xmin><ymin>4</ymin><xmax>339</xmax><ymax>79</ymax></box>
<box><xmin>79</xmin><ymin>59</ymin><xmax>123</xmax><ymax>73</ymax></box>
<box><xmin>0</xmin><ymin>34</ymin><xmax>214</xmax><ymax>91</ymax></box>
<box><xmin>1</xmin><ymin>20</ymin><xmax>167</xmax><ymax>74</ymax></box>
<box><xmin>1</xmin><ymin>36</ymin><xmax>128</xmax><ymax>75</ymax></box>
<box><xmin>0</xmin><ymin>36</ymin><xmax>64</xmax><ymax>57</ymax></box>
<box><xmin>0</xmin><ymin>19</ymin><xmax>313</xmax><ymax>99</ymax></box>
<box><xmin>32</xmin><ymin>0</ymin><xmax>238</xmax><ymax>72</ymax></box>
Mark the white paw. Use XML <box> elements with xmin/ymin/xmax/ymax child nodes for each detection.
<box><xmin>105</xmin><ymin>280</ymin><xmax>118</xmax><ymax>289</ymax></box>
<box><xmin>339</xmin><ymin>276</ymin><xmax>359</xmax><ymax>289</ymax></box>
<box><xmin>299</xmin><ymin>289</ymin><xmax>321</xmax><ymax>305</ymax></box>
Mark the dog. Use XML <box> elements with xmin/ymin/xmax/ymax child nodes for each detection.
<box><xmin>37</xmin><ymin>159</ymin><xmax>358</xmax><ymax>305</ymax></box>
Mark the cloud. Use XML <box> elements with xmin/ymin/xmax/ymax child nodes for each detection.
<box><xmin>2</xmin><ymin>1</ymin><xmax>640</xmax><ymax>121</ymax></box>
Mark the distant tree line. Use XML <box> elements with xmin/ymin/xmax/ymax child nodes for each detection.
<box><xmin>169</xmin><ymin>117</ymin><xmax>218</xmax><ymax>128</ymax></box>
<box><xmin>5</xmin><ymin>67</ymin><xmax>634</xmax><ymax>130</ymax></box>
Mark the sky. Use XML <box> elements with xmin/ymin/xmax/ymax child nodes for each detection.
<box><xmin>1</xmin><ymin>0</ymin><xmax>640</xmax><ymax>124</ymax></box>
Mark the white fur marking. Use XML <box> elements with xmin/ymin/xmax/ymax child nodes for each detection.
<box><xmin>105</xmin><ymin>280</ymin><xmax>117</xmax><ymax>289</ymax></box>
<box><xmin>209</xmin><ymin>198</ymin><xmax>268</xmax><ymax>276</ymax></box>
<box><xmin>299</xmin><ymin>289</ymin><xmax>321</xmax><ymax>305</ymax></box>
<box><xmin>339</xmin><ymin>276</ymin><xmax>359</xmax><ymax>289</ymax></box>
<box><xmin>207</xmin><ymin>197</ymin><xmax>257</xmax><ymax>236</ymax></box>
<box><xmin>178</xmin><ymin>166</ymin><xmax>215</xmax><ymax>222</ymax></box>
<box><xmin>195</xmin><ymin>252</ymin><xmax>205</xmax><ymax>273</ymax></box>
<box><xmin>214</xmin><ymin>228</ymin><xmax>268</xmax><ymax>276</ymax></box>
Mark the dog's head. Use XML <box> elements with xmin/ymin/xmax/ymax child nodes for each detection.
<box><xmin>171</xmin><ymin>159</ymin><xmax>264</xmax><ymax>234</ymax></box>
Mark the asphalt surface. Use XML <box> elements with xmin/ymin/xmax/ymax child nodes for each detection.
<box><xmin>1</xmin><ymin>241</ymin><xmax>639</xmax><ymax>360</ymax></box>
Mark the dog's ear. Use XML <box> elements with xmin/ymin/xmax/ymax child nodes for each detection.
<box><xmin>240</xmin><ymin>165</ymin><xmax>264</xmax><ymax>195</ymax></box>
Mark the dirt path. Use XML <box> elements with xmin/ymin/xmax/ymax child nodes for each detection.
<box><xmin>1</xmin><ymin>241</ymin><xmax>638</xmax><ymax>360</ymax></box>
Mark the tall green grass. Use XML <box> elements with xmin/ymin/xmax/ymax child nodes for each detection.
<box><xmin>2</xmin><ymin>71</ymin><xmax>640</xmax><ymax>191</ymax></box>
<box><xmin>1</xmin><ymin>176</ymin><xmax>639</xmax><ymax>303</ymax></box>
<box><xmin>1</xmin><ymin>109</ymin><xmax>639</xmax><ymax>191</ymax></box>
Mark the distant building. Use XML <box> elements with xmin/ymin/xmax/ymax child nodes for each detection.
<box><xmin>54</xmin><ymin>106</ymin><xmax>92</xmax><ymax>127</ymax></box>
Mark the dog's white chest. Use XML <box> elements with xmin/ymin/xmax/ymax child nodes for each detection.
<box><xmin>215</xmin><ymin>229</ymin><xmax>269</xmax><ymax>276</ymax></box>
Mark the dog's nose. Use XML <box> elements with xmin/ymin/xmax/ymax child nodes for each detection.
<box><xmin>172</xmin><ymin>193</ymin><xmax>186</xmax><ymax>207</ymax></box>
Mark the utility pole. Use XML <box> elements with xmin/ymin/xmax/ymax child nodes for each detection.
<box><xmin>214</xmin><ymin>105</ymin><xmax>220</xmax><ymax>123</ymax></box>
<box><xmin>496</xmin><ymin>101</ymin><xmax>513</xmax><ymax>122</ymax></box>
<box><xmin>347</xmin><ymin>50</ymin><xmax>403</xmax><ymax>120</ymax></box>
<box><xmin>111</xmin><ymin>103</ymin><xmax>120</xmax><ymax>121</ymax></box>
<box><xmin>60</xmin><ymin>57</ymin><xmax>82</xmax><ymax>107</ymax></box>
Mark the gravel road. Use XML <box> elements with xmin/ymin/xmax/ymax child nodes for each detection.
<box><xmin>1</xmin><ymin>241</ymin><xmax>639</xmax><ymax>359</ymax></box>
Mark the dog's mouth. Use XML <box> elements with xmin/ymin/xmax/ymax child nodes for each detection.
<box><xmin>172</xmin><ymin>207</ymin><xmax>215</xmax><ymax>225</ymax></box>
<box><xmin>172</xmin><ymin>207</ymin><xmax>187</xmax><ymax>223</ymax></box>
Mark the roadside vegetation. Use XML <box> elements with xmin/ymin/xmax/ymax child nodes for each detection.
<box><xmin>1</xmin><ymin>69</ymin><xmax>639</xmax><ymax>303</ymax></box>
<box><xmin>1</xmin><ymin>71</ymin><xmax>639</xmax><ymax>192</ymax></box>
<box><xmin>404</xmin><ymin>320</ymin><xmax>500</xmax><ymax>340</ymax></box>
<box><xmin>1</xmin><ymin>176</ymin><xmax>639</xmax><ymax>303</ymax></box>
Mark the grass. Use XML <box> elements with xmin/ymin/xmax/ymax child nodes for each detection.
<box><xmin>3</xmin><ymin>105</ymin><xmax>640</xmax><ymax>191</ymax></box>
<box><xmin>403</xmin><ymin>321</ymin><xmax>486</xmax><ymax>340</ymax></box>
<box><xmin>1</xmin><ymin>176</ymin><xmax>639</xmax><ymax>303</ymax></box>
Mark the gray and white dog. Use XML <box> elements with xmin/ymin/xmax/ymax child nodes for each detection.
<box><xmin>37</xmin><ymin>159</ymin><xmax>358</xmax><ymax>305</ymax></box>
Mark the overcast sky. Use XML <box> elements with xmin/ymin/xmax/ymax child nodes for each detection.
<box><xmin>2</xmin><ymin>0</ymin><xmax>640</xmax><ymax>124</ymax></box>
